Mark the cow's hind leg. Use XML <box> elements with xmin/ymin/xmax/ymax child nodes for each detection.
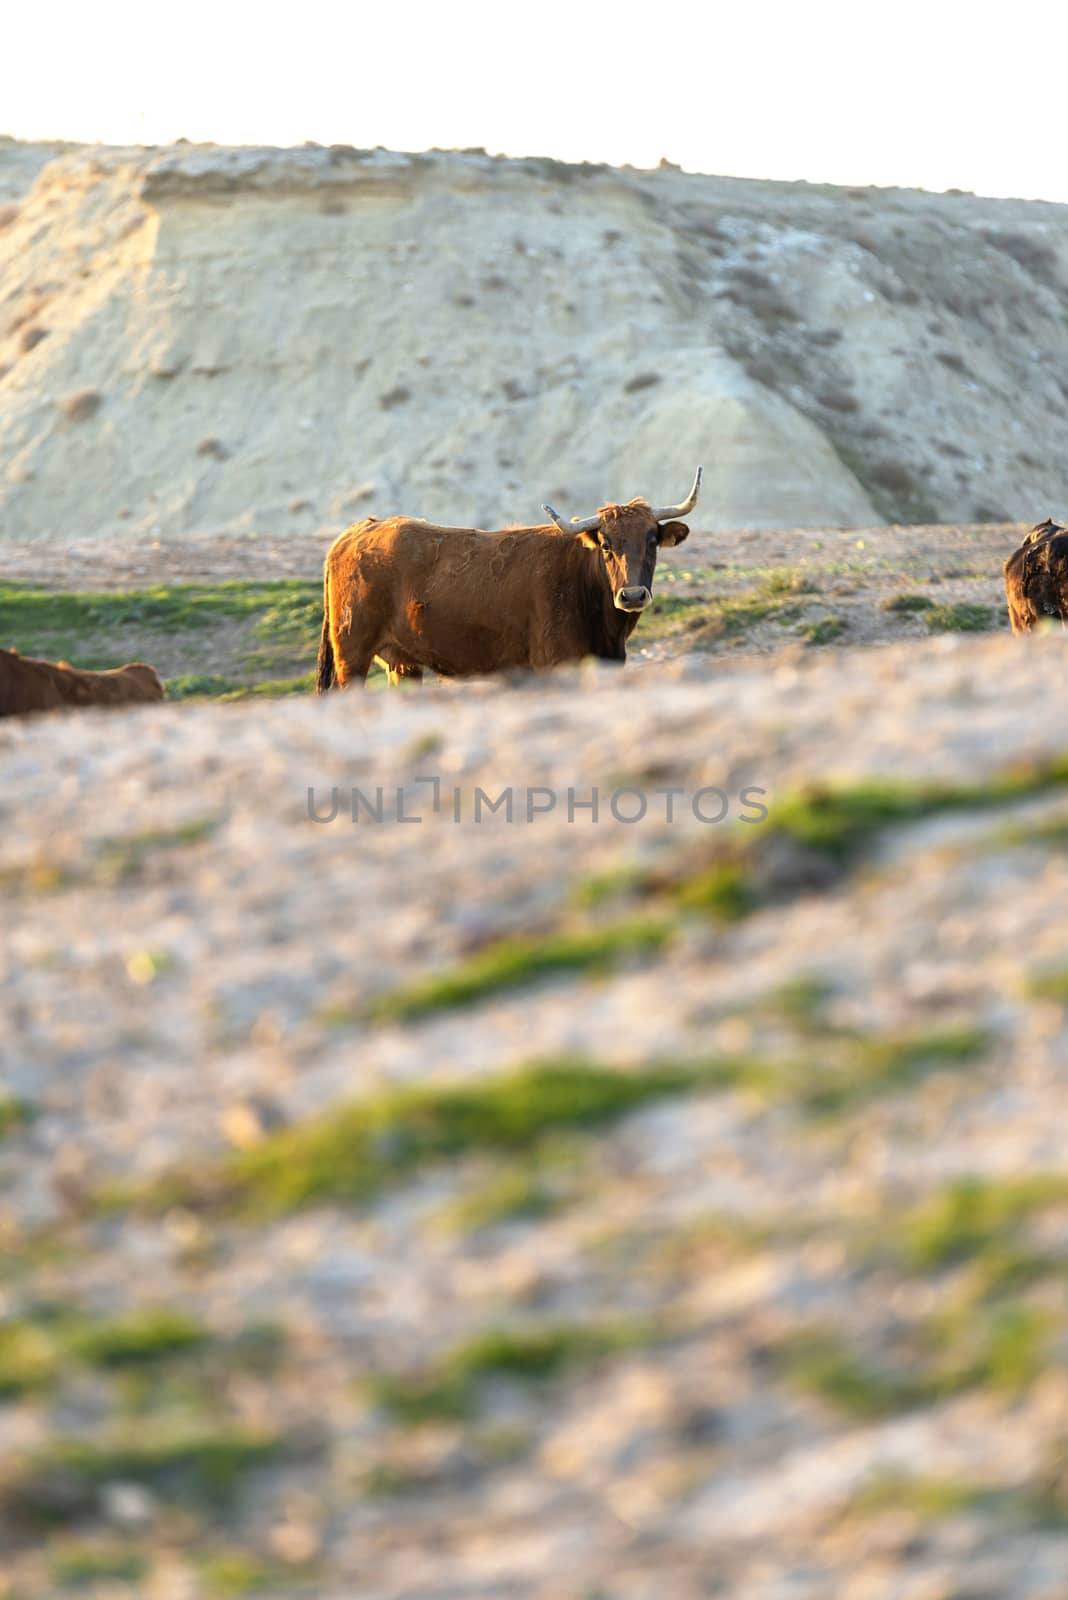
<box><xmin>331</xmin><ymin>607</ymin><xmax>383</xmax><ymax>688</ymax></box>
<box><xmin>332</xmin><ymin>628</ymin><xmax>379</xmax><ymax>687</ymax></box>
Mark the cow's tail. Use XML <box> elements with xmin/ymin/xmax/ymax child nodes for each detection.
<box><xmin>316</xmin><ymin>566</ymin><xmax>337</xmax><ymax>694</ymax></box>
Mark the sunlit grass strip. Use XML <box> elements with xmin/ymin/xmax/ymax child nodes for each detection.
<box><xmin>98</xmin><ymin>1028</ymin><xmax>989</xmax><ymax>1222</ymax></box>
<box><xmin>1027</xmin><ymin>968</ymin><xmax>1068</xmax><ymax>1003</ymax></box>
<box><xmin>49</xmin><ymin>1544</ymin><xmax>149</xmax><ymax>1589</ymax></box>
<box><xmin>360</xmin><ymin>918</ymin><xmax>672</xmax><ymax>1024</ymax></box>
<box><xmin>0</xmin><ymin>578</ymin><xmax>320</xmax><ymax>640</ymax></box>
<box><xmin>843</xmin><ymin>1458</ymin><xmax>1068</xmax><ymax>1531</ymax></box>
<box><xmin>0</xmin><ymin>1098</ymin><xmax>31</xmax><ymax>1138</ymax></box>
<box><xmin>780</xmin><ymin>1303</ymin><xmax>1050</xmax><ymax>1421</ymax></box>
<box><xmin>576</xmin><ymin>758</ymin><xmax>1068</xmax><ymax>918</ymax></box>
<box><xmin>899</xmin><ymin>1173</ymin><xmax>1068</xmax><ymax>1270</ymax></box>
<box><xmin>767</xmin><ymin>764</ymin><xmax>1068</xmax><ymax>862</ymax></box>
<box><xmin>0</xmin><ymin>1309</ymin><xmax>210</xmax><ymax>1398</ymax></box>
<box><xmin>367</xmin><ymin>1319</ymin><xmax>650</xmax><ymax>1422</ymax></box>
<box><xmin>3</xmin><ymin>1429</ymin><xmax>288</xmax><ymax>1525</ymax></box>
<box><xmin>105</xmin><ymin>1058</ymin><xmax>704</xmax><ymax>1218</ymax></box>
<box><xmin>843</xmin><ymin>1470</ymin><xmax>1005</xmax><ymax>1522</ymax></box>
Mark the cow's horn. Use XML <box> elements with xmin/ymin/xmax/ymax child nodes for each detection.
<box><xmin>650</xmin><ymin>466</ymin><xmax>703</xmax><ymax>522</ymax></box>
<box><xmin>543</xmin><ymin>503</ymin><xmax>602</xmax><ymax>536</ymax></box>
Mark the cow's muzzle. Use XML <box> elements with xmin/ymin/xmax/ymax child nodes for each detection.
<box><xmin>615</xmin><ymin>586</ymin><xmax>651</xmax><ymax>612</ymax></box>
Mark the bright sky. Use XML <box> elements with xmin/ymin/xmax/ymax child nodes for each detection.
<box><xmin>7</xmin><ymin>0</ymin><xmax>1068</xmax><ymax>203</ymax></box>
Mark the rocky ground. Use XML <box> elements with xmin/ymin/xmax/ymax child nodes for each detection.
<box><xmin>3</xmin><ymin>604</ymin><xmax>1068</xmax><ymax>1597</ymax></box>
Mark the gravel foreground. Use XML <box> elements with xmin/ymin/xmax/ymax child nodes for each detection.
<box><xmin>3</xmin><ymin>634</ymin><xmax>1068</xmax><ymax>1598</ymax></box>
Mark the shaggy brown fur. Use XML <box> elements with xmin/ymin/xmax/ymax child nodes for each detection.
<box><xmin>316</xmin><ymin>499</ymin><xmax>689</xmax><ymax>689</ymax></box>
<box><xmin>0</xmin><ymin>649</ymin><xmax>165</xmax><ymax>718</ymax></box>
<box><xmin>1003</xmin><ymin>518</ymin><xmax>1068</xmax><ymax>634</ymax></box>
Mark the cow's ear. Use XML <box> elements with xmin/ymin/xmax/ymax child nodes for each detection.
<box><xmin>657</xmin><ymin>520</ymin><xmax>689</xmax><ymax>547</ymax></box>
<box><xmin>575</xmin><ymin>527</ymin><xmax>602</xmax><ymax>550</ymax></box>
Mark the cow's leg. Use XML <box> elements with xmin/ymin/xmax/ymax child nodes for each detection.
<box><xmin>332</xmin><ymin>603</ymin><xmax>383</xmax><ymax>688</ymax></box>
<box><xmin>333</xmin><ymin>623</ymin><xmax>379</xmax><ymax>687</ymax></box>
<box><xmin>333</xmin><ymin>651</ymin><xmax>375</xmax><ymax>686</ymax></box>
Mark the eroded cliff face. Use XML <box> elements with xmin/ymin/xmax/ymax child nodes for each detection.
<box><xmin>1</xmin><ymin>138</ymin><xmax>1067</xmax><ymax>541</ymax></box>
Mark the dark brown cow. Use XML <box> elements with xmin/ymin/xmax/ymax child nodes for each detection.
<box><xmin>317</xmin><ymin>469</ymin><xmax>702</xmax><ymax>688</ymax></box>
<box><xmin>1003</xmin><ymin>518</ymin><xmax>1068</xmax><ymax>634</ymax></box>
<box><xmin>0</xmin><ymin>649</ymin><xmax>165</xmax><ymax>718</ymax></box>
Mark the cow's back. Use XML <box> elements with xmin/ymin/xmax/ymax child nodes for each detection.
<box><xmin>0</xmin><ymin>650</ymin><xmax>66</xmax><ymax>717</ymax></box>
<box><xmin>325</xmin><ymin>515</ymin><xmax>570</xmax><ymax>613</ymax></box>
<box><xmin>0</xmin><ymin>650</ymin><xmax>165</xmax><ymax>716</ymax></box>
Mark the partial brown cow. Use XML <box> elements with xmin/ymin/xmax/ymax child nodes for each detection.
<box><xmin>317</xmin><ymin>469</ymin><xmax>702</xmax><ymax>688</ymax></box>
<box><xmin>1003</xmin><ymin>518</ymin><xmax>1068</xmax><ymax>634</ymax></box>
<box><xmin>0</xmin><ymin>649</ymin><xmax>165</xmax><ymax>718</ymax></box>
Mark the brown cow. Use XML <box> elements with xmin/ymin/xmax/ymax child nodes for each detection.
<box><xmin>316</xmin><ymin>469</ymin><xmax>702</xmax><ymax>688</ymax></box>
<box><xmin>0</xmin><ymin>649</ymin><xmax>165</xmax><ymax>718</ymax></box>
<box><xmin>1003</xmin><ymin>518</ymin><xmax>1068</xmax><ymax>634</ymax></box>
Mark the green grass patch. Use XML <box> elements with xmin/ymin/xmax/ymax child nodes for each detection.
<box><xmin>0</xmin><ymin>1318</ymin><xmax>66</xmax><ymax>1398</ymax></box>
<box><xmin>107</xmin><ymin>1058</ymin><xmax>705</xmax><ymax>1219</ymax></box>
<box><xmin>926</xmin><ymin>601</ymin><xmax>999</xmax><ymax>632</ymax></box>
<box><xmin>1028</xmin><ymin>968</ymin><xmax>1068</xmax><ymax>1003</ymax></box>
<box><xmin>49</xmin><ymin>1542</ymin><xmax>149</xmax><ymax>1588</ymax></box>
<box><xmin>788</xmin><ymin>1026</ymin><xmax>987</xmax><ymax>1117</ymax></box>
<box><xmin>0</xmin><ymin>579</ymin><xmax>319</xmax><ymax>645</ymax></box>
<box><xmin>898</xmin><ymin>1173</ymin><xmax>1068</xmax><ymax>1271</ymax></box>
<box><xmin>218</xmin><ymin>673</ymin><xmax>316</xmax><ymax>700</ymax></box>
<box><xmin>84</xmin><ymin>820</ymin><xmax>217</xmax><ymax>886</ymax></box>
<box><xmin>761</xmin><ymin>568</ymin><xmax>819</xmax><ymax>598</ymax></box>
<box><xmin>765</xmin><ymin>976</ymin><xmax>833</xmax><ymax>1029</ymax></box>
<box><xmin>0</xmin><ymin>579</ymin><xmax>323</xmax><ymax>698</ymax></box>
<box><xmin>639</xmin><ymin>594</ymin><xmax>711</xmax><ymax>635</ymax></box>
<box><xmin>66</xmin><ymin>1308</ymin><xmax>207</xmax><ymax>1369</ymax></box>
<box><xmin>804</xmin><ymin>616</ymin><xmax>847</xmax><ymax>645</ymax></box>
<box><xmin>780</xmin><ymin>1302</ymin><xmax>1050</xmax><ymax>1420</ymax></box>
<box><xmin>99</xmin><ymin>1027</ymin><xmax>989</xmax><ymax>1224</ymax></box>
<box><xmin>166</xmin><ymin>673</ymin><xmax>243</xmax><ymax>700</ymax></box>
<box><xmin>882</xmin><ymin>593</ymin><xmax>935</xmax><ymax>613</ymax></box>
<box><xmin>845</xmin><ymin>1465</ymin><xmax>1068</xmax><ymax>1531</ymax></box>
<box><xmin>691</xmin><ymin>594</ymin><xmax>803</xmax><ymax>639</ymax></box>
<box><xmin>360</xmin><ymin>918</ymin><xmax>672</xmax><ymax>1024</ymax></box>
<box><xmin>780</xmin><ymin>1328</ymin><xmax>929</xmax><ymax>1419</ymax></box>
<box><xmin>169</xmin><ymin>671</ymin><xmax>320</xmax><ymax>701</ymax></box>
<box><xmin>571</xmin><ymin>863</ymin><xmax>651</xmax><ymax>908</ymax></box>
<box><xmin>3</xmin><ymin>1428</ymin><xmax>286</xmax><ymax>1525</ymax></box>
<box><xmin>767</xmin><ymin>763</ymin><xmax>1068</xmax><ymax>863</ymax></box>
<box><xmin>845</xmin><ymin>1469</ymin><xmax>1000</xmax><ymax>1522</ymax></box>
<box><xmin>199</xmin><ymin>1550</ymin><xmax>316</xmax><ymax>1597</ymax></box>
<box><xmin>640</xmin><ymin>579</ymin><xmax>808</xmax><ymax>644</ymax></box>
<box><xmin>569</xmin><ymin>759</ymin><xmax>1068</xmax><ymax>934</ymax></box>
<box><xmin>990</xmin><ymin>812</ymin><xmax>1068</xmax><ymax>851</ymax></box>
<box><xmin>673</xmin><ymin>859</ymin><xmax>758</xmax><ymax>921</ymax></box>
<box><xmin>368</xmin><ymin>1319</ymin><xmax>647</xmax><ymax>1423</ymax></box>
<box><xmin>0</xmin><ymin>1097</ymin><xmax>32</xmax><ymax>1137</ymax></box>
<box><xmin>441</xmin><ymin>1150</ymin><xmax>578</xmax><ymax>1232</ymax></box>
<box><xmin>0</xmin><ymin>1306</ymin><xmax>258</xmax><ymax>1398</ymax></box>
